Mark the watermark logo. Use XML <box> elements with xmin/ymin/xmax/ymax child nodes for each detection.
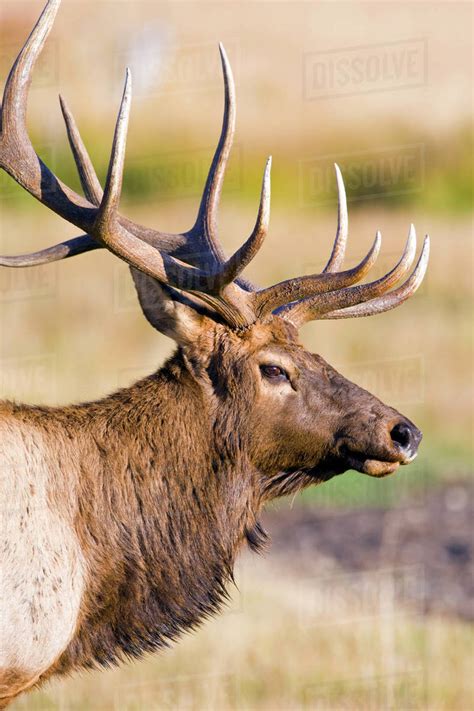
<box><xmin>0</xmin><ymin>263</ymin><xmax>57</xmax><ymax>303</ymax></box>
<box><xmin>125</xmin><ymin>144</ymin><xmax>242</xmax><ymax>202</ymax></box>
<box><xmin>303</xmin><ymin>39</ymin><xmax>427</xmax><ymax>100</ymax></box>
<box><xmin>299</xmin><ymin>144</ymin><xmax>425</xmax><ymax>207</ymax></box>
<box><xmin>336</xmin><ymin>354</ymin><xmax>425</xmax><ymax>407</ymax></box>
<box><xmin>114</xmin><ymin>37</ymin><xmax>240</xmax><ymax>97</ymax></box>
<box><xmin>159</xmin><ymin>40</ymin><xmax>240</xmax><ymax>95</ymax></box>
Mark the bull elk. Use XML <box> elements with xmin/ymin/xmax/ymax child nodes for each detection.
<box><xmin>0</xmin><ymin>0</ymin><xmax>430</xmax><ymax>706</ymax></box>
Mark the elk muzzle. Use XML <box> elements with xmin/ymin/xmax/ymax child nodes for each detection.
<box><xmin>336</xmin><ymin>416</ymin><xmax>422</xmax><ymax>477</ymax></box>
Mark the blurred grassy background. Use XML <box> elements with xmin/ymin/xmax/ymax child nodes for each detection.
<box><xmin>0</xmin><ymin>0</ymin><xmax>472</xmax><ymax>709</ymax></box>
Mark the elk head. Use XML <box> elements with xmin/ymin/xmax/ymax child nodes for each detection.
<box><xmin>0</xmin><ymin>0</ymin><xmax>429</xmax><ymax>497</ymax></box>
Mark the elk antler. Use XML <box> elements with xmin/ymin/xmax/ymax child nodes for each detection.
<box><xmin>0</xmin><ymin>0</ymin><xmax>429</xmax><ymax>330</ymax></box>
<box><xmin>0</xmin><ymin>0</ymin><xmax>270</xmax><ymax>326</ymax></box>
<box><xmin>276</xmin><ymin>224</ymin><xmax>429</xmax><ymax>326</ymax></box>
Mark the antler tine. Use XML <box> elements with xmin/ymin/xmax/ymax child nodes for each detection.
<box><xmin>61</xmin><ymin>94</ymin><xmax>180</xmax><ymax>240</ymax></box>
<box><xmin>59</xmin><ymin>95</ymin><xmax>103</xmax><ymax>205</ymax></box>
<box><xmin>254</xmin><ymin>232</ymin><xmax>381</xmax><ymax>318</ymax></box>
<box><xmin>0</xmin><ymin>0</ymin><xmax>96</xmax><ymax>231</ymax></box>
<box><xmin>323</xmin><ymin>163</ymin><xmax>348</xmax><ymax>273</ymax></box>
<box><xmin>0</xmin><ymin>235</ymin><xmax>100</xmax><ymax>267</ymax></box>
<box><xmin>80</xmin><ymin>70</ymin><xmax>202</xmax><ymax>288</ymax></box>
<box><xmin>253</xmin><ymin>165</ymin><xmax>378</xmax><ymax>317</ymax></box>
<box><xmin>319</xmin><ymin>235</ymin><xmax>430</xmax><ymax>320</ymax></box>
<box><xmin>219</xmin><ymin>157</ymin><xmax>272</xmax><ymax>286</ymax></box>
<box><xmin>1</xmin><ymin>0</ymin><xmax>61</xmax><ymax>139</ymax></box>
<box><xmin>61</xmin><ymin>91</ymin><xmax>200</xmax><ymax>252</ymax></box>
<box><xmin>95</xmin><ymin>69</ymin><xmax>132</xmax><ymax>231</ymax></box>
<box><xmin>279</xmin><ymin>224</ymin><xmax>418</xmax><ymax>326</ymax></box>
<box><xmin>190</xmin><ymin>43</ymin><xmax>236</xmax><ymax>263</ymax></box>
<box><xmin>0</xmin><ymin>95</ymin><xmax>105</xmax><ymax>269</ymax></box>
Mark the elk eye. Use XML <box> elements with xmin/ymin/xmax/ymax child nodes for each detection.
<box><xmin>260</xmin><ymin>364</ymin><xmax>288</xmax><ymax>381</ymax></box>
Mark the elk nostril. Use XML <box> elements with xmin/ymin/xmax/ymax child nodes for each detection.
<box><xmin>390</xmin><ymin>422</ymin><xmax>413</xmax><ymax>450</ymax></box>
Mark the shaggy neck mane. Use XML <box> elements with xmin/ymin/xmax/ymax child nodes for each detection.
<box><xmin>26</xmin><ymin>350</ymin><xmax>264</xmax><ymax>677</ymax></box>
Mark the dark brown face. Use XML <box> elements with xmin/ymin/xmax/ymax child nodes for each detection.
<box><xmin>207</xmin><ymin>317</ymin><xmax>422</xmax><ymax>485</ymax></box>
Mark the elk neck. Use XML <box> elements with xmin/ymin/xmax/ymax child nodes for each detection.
<box><xmin>11</xmin><ymin>349</ymin><xmax>264</xmax><ymax>677</ymax></box>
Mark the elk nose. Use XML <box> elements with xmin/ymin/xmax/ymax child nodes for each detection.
<box><xmin>390</xmin><ymin>421</ymin><xmax>422</xmax><ymax>461</ymax></box>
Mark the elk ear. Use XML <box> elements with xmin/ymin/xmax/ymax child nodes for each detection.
<box><xmin>130</xmin><ymin>268</ymin><xmax>206</xmax><ymax>346</ymax></box>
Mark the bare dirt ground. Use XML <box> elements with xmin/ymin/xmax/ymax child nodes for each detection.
<box><xmin>263</xmin><ymin>481</ymin><xmax>473</xmax><ymax>622</ymax></box>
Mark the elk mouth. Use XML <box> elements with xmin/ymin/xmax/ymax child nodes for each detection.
<box><xmin>306</xmin><ymin>451</ymin><xmax>399</xmax><ymax>481</ymax></box>
<box><xmin>342</xmin><ymin>450</ymin><xmax>400</xmax><ymax>477</ymax></box>
<box><xmin>327</xmin><ymin>444</ymin><xmax>408</xmax><ymax>478</ymax></box>
<box><xmin>299</xmin><ymin>423</ymin><xmax>421</xmax><ymax>483</ymax></box>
